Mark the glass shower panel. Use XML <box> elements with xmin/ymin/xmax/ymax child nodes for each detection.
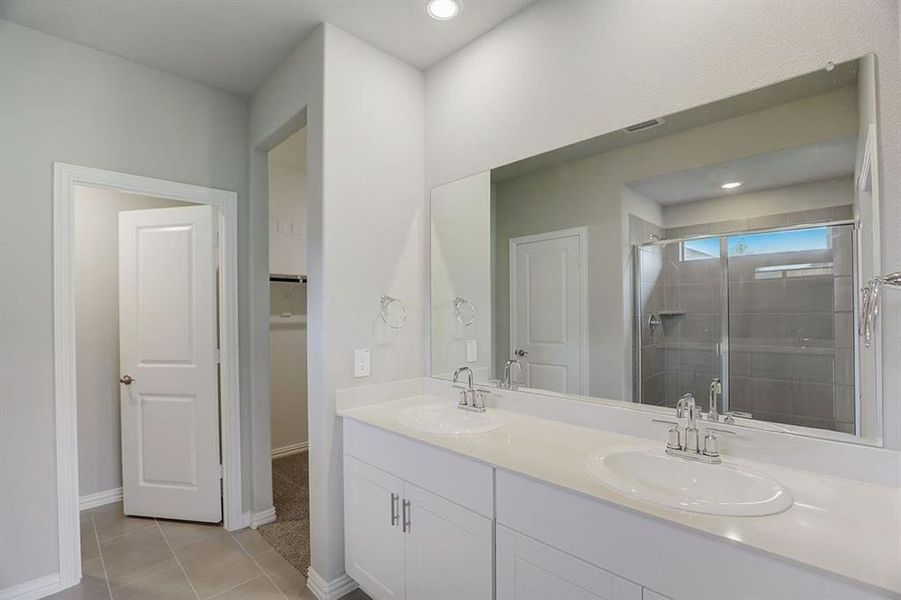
<box><xmin>726</xmin><ymin>225</ymin><xmax>856</xmax><ymax>433</ymax></box>
<box><xmin>635</xmin><ymin>237</ymin><xmax>726</xmax><ymax>410</ymax></box>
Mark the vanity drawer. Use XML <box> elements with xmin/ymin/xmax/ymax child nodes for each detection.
<box><xmin>343</xmin><ymin>418</ymin><xmax>494</xmax><ymax>517</ymax></box>
<box><xmin>496</xmin><ymin>470</ymin><xmax>892</xmax><ymax>600</ymax></box>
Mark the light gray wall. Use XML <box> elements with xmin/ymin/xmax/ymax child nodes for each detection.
<box><xmin>74</xmin><ymin>187</ymin><xmax>188</xmax><ymax>497</ymax></box>
<box><xmin>424</xmin><ymin>0</ymin><xmax>901</xmax><ymax>449</ymax></box>
<box><xmin>248</xmin><ymin>24</ymin><xmax>323</xmax><ymax>574</ymax></box>
<box><xmin>0</xmin><ymin>19</ymin><xmax>248</xmax><ymax>589</ymax></box>
<box><xmin>249</xmin><ymin>23</ymin><xmax>425</xmax><ymax>583</ymax></box>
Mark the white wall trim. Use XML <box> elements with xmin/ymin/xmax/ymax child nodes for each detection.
<box><xmin>250</xmin><ymin>507</ymin><xmax>277</xmax><ymax>529</ymax></box>
<box><xmin>509</xmin><ymin>226</ymin><xmax>591</xmax><ymax>395</ymax></box>
<box><xmin>305</xmin><ymin>568</ymin><xmax>358</xmax><ymax>600</ymax></box>
<box><xmin>0</xmin><ymin>574</ymin><xmax>63</xmax><ymax>600</ymax></box>
<box><xmin>52</xmin><ymin>163</ymin><xmax>243</xmax><ymax>591</ymax></box>
<box><xmin>271</xmin><ymin>442</ymin><xmax>308</xmax><ymax>459</ymax></box>
<box><xmin>78</xmin><ymin>487</ymin><xmax>123</xmax><ymax>512</ymax></box>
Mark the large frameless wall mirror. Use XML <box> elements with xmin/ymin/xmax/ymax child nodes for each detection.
<box><xmin>430</xmin><ymin>55</ymin><xmax>883</xmax><ymax>445</ymax></box>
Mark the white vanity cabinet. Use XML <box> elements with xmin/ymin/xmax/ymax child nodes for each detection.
<box><xmin>342</xmin><ymin>416</ymin><xmax>895</xmax><ymax>600</ymax></box>
<box><xmin>343</xmin><ymin>420</ymin><xmax>494</xmax><ymax>600</ymax></box>
<box><xmin>496</xmin><ymin>525</ymin><xmax>643</xmax><ymax>600</ymax></box>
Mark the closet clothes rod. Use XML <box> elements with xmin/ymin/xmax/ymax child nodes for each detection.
<box><xmin>269</xmin><ymin>274</ymin><xmax>307</xmax><ymax>284</ymax></box>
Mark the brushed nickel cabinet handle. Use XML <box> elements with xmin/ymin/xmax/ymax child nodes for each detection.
<box><xmin>402</xmin><ymin>499</ymin><xmax>411</xmax><ymax>533</ymax></box>
<box><xmin>390</xmin><ymin>493</ymin><xmax>399</xmax><ymax>526</ymax></box>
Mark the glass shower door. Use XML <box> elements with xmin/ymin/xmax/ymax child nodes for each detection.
<box><xmin>635</xmin><ymin>236</ymin><xmax>727</xmax><ymax>411</ymax></box>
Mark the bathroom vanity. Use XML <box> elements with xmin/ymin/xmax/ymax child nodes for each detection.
<box><xmin>338</xmin><ymin>383</ymin><xmax>900</xmax><ymax>600</ymax></box>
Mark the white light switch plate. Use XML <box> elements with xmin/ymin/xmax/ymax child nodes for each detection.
<box><xmin>466</xmin><ymin>339</ymin><xmax>478</xmax><ymax>363</ymax></box>
<box><xmin>354</xmin><ymin>348</ymin><xmax>371</xmax><ymax>378</ymax></box>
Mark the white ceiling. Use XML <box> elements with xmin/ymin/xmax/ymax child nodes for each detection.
<box><xmin>0</xmin><ymin>0</ymin><xmax>533</xmax><ymax>96</ymax></box>
<box><xmin>625</xmin><ymin>135</ymin><xmax>857</xmax><ymax>206</ymax></box>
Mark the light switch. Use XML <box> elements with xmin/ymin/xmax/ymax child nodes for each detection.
<box><xmin>354</xmin><ymin>348</ymin><xmax>371</xmax><ymax>378</ymax></box>
<box><xmin>466</xmin><ymin>339</ymin><xmax>478</xmax><ymax>363</ymax></box>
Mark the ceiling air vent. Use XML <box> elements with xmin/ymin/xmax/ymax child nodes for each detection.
<box><xmin>623</xmin><ymin>118</ymin><xmax>665</xmax><ymax>134</ymax></box>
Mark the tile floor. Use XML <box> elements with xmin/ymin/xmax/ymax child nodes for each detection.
<box><xmin>48</xmin><ymin>502</ymin><xmax>370</xmax><ymax>600</ymax></box>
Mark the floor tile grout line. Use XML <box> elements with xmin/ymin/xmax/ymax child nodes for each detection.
<box><xmin>231</xmin><ymin>533</ymin><xmax>290</xmax><ymax>600</ymax></box>
<box><xmin>205</xmin><ymin>574</ymin><xmax>270</xmax><ymax>600</ymax></box>
<box><xmin>90</xmin><ymin>513</ymin><xmax>115</xmax><ymax>600</ymax></box>
<box><xmin>157</xmin><ymin>520</ymin><xmax>203</xmax><ymax>600</ymax></box>
<box><xmin>94</xmin><ymin>521</ymin><xmax>158</xmax><ymax>544</ymax></box>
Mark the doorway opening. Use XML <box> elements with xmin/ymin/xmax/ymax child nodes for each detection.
<box><xmin>259</xmin><ymin>126</ymin><xmax>312</xmax><ymax>574</ymax></box>
<box><xmin>53</xmin><ymin>164</ymin><xmax>242</xmax><ymax>591</ymax></box>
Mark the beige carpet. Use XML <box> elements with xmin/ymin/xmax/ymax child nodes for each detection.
<box><xmin>259</xmin><ymin>452</ymin><xmax>310</xmax><ymax>573</ymax></box>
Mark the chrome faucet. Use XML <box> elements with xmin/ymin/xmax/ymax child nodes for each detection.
<box><xmin>707</xmin><ymin>377</ymin><xmax>722</xmax><ymax>422</ymax></box>
<box><xmin>501</xmin><ymin>359</ymin><xmax>523</xmax><ymax>390</ymax></box>
<box><xmin>452</xmin><ymin>366</ymin><xmax>489</xmax><ymax>412</ymax></box>
<box><xmin>675</xmin><ymin>393</ymin><xmax>700</xmax><ymax>452</ymax></box>
<box><xmin>653</xmin><ymin>392</ymin><xmax>735</xmax><ymax>464</ymax></box>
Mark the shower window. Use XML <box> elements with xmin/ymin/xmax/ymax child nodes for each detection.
<box><xmin>636</xmin><ymin>223</ymin><xmax>857</xmax><ymax>435</ymax></box>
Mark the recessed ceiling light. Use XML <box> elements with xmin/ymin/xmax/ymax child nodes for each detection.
<box><xmin>427</xmin><ymin>0</ymin><xmax>460</xmax><ymax>21</ymax></box>
<box><xmin>721</xmin><ymin>182</ymin><xmax>743</xmax><ymax>190</ymax></box>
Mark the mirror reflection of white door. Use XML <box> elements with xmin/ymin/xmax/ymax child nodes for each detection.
<box><xmin>118</xmin><ymin>205</ymin><xmax>222</xmax><ymax>522</ymax></box>
<box><xmin>510</xmin><ymin>228</ymin><xmax>587</xmax><ymax>395</ymax></box>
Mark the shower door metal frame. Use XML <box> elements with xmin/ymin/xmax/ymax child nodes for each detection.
<box><xmin>717</xmin><ymin>236</ymin><xmax>731</xmax><ymax>415</ymax></box>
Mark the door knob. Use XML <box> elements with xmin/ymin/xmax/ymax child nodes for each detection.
<box><xmin>119</xmin><ymin>375</ymin><xmax>135</xmax><ymax>385</ymax></box>
<box><xmin>514</xmin><ymin>348</ymin><xmax>528</xmax><ymax>357</ymax></box>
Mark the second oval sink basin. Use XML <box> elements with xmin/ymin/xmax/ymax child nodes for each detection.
<box><xmin>586</xmin><ymin>446</ymin><xmax>793</xmax><ymax>516</ymax></box>
<box><xmin>396</xmin><ymin>404</ymin><xmax>505</xmax><ymax>436</ymax></box>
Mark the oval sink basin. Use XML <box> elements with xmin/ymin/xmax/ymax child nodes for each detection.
<box><xmin>586</xmin><ymin>446</ymin><xmax>793</xmax><ymax>516</ymax></box>
<box><xmin>396</xmin><ymin>404</ymin><xmax>505</xmax><ymax>436</ymax></box>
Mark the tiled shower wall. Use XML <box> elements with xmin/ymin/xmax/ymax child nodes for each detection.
<box><xmin>635</xmin><ymin>207</ymin><xmax>856</xmax><ymax>434</ymax></box>
<box><xmin>727</xmin><ymin>226</ymin><xmax>855</xmax><ymax>433</ymax></box>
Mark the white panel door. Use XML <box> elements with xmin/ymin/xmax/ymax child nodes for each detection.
<box><xmin>119</xmin><ymin>205</ymin><xmax>221</xmax><ymax>522</ymax></box>
<box><xmin>403</xmin><ymin>483</ymin><xmax>492</xmax><ymax>600</ymax></box>
<box><xmin>511</xmin><ymin>229</ymin><xmax>585</xmax><ymax>394</ymax></box>
<box><xmin>344</xmin><ymin>457</ymin><xmax>406</xmax><ymax>600</ymax></box>
<box><xmin>496</xmin><ymin>525</ymin><xmax>641</xmax><ymax>600</ymax></box>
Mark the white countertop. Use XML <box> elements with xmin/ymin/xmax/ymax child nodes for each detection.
<box><xmin>338</xmin><ymin>395</ymin><xmax>901</xmax><ymax>596</ymax></box>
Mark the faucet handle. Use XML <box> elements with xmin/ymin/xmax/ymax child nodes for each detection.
<box><xmin>652</xmin><ymin>419</ymin><xmax>682</xmax><ymax>451</ymax></box>
<box><xmin>703</xmin><ymin>430</ymin><xmax>719</xmax><ymax>458</ymax></box>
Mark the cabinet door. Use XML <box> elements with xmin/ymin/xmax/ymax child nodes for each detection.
<box><xmin>344</xmin><ymin>456</ymin><xmax>405</xmax><ymax>600</ymax></box>
<box><xmin>403</xmin><ymin>483</ymin><xmax>493</xmax><ymax>600</ymax></box>
<box><xmin>497</xmin><ymin>525</ymin><xmax>641</xmax><ymax>600</ymax></box>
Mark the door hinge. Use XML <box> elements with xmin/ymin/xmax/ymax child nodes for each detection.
<box><xmin>214</xmin><ymin>229</ymin><xmax>220</xmax><ymax>249</ymax></box>
<box><xmin>215</xmin><ymin>348</ymin><xmax>221</xmax><ymax>364</ymax></box>
<box><xmin>217</xmin><ymin>464</ymin><xmax>224</xmax><ymax>479</ymax></box>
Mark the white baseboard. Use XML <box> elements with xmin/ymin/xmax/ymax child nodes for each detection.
<box><xmin>79</xmin><ymin>487</ymin><xmax>123</xmax><ymax>511</ymax></box>
<box><xmin>271</xmin><ymin>441</ymin><xmax>308</xmax><ymax>459</ymax></box>
<box><xmin>306</xmin><ymin>568</ymin><xmax>358</xmax><ymax>600</ymax></box>
<box><xmin>0</xmin><ymin>573</ymin><xmax>63</xmax><ymax>600</ymax></box>
<box><xmin>250</xmin><ymin>507</ymin><xmax>277</xmax><ymax>528</ymax></box>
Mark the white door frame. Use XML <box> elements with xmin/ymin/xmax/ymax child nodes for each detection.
<box><xmin>52</xmin><ymin>163</ymin><xmax>242</xmax><ymax>588</ymax></box>
<box><xmin>509</xmin><ymin>226</ymin><xmax>590</xmax><ymax>396</ymax></box>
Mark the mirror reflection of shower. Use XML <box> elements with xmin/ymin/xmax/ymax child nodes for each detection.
<box><xmin>634</xmin><ymin>223</ymin><xmax>857</xmax><ymax>435</ymax></box>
